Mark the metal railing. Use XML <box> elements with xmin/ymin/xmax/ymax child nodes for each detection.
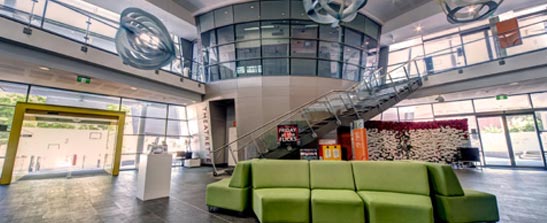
<box><xmin>387</xmin><ymin>15</ymin><xmax>547</xmax><ymax>79</ymax></box>
<box><xmin>210</xmin><ymin>54</ymin><xmax>425</xmax><ymax>175</ymax></box>
<box><xmin>0</xmin><ymin>0</ymin><xmax>205</xmax><ymax>82</ymax></box>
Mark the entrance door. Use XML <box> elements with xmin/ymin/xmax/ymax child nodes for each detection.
<box><xmin>1</xmin><ymin>103</ymin><xmax>125</xmax><ymax>184</ymax></box>
<box><xmin>11</xmin><ymin>113</ymin><xmax>119</xmax><ymax>181</ymax></box>
<box><xmin>478</xmin><ymin>114</ymin><xmax>545</xmax><ymax>167</ymax></box>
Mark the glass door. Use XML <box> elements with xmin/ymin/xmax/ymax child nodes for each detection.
<box><xmin>507</xmin><ymin>114</ymin><xmax>544</xmax><ymax>167</ymax></box>
<box><xmin>478</xmin><ymin>114</ymin><xmax>546</xmax><ymax>167</ymax></box>
<box><xmin>477</xmin><ymin>116</ymin><xmax>511</xmax><ymax>166</ymax></box>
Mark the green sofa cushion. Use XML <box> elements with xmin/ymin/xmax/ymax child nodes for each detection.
<box><xmin>252</xmin><ymin>159</ymin><xmax>310</xmax><ymax>189</ymax></box>
<box><xmin>358</xmin><ymin>191</ymin><xmax>434</xmax><ymax>223</ymax></box>
<box><xmin>423</xmin><ymin>162</ymin><xmax>464</xmax><ymax>196</ymax></box>
<box><xmin>310</xmin><ymin>161</ymin><xmax>355</xmax><ymax>190</ymax></box>
<box><xmin>253</xmin><ymin>188</ymin><xmax>310</xmax><ymax>223</ymax></box>
<box><xmin>352</xmin><ymin>161</ymin><xmax>430</xmax><ymax>196</ymax></box>
<box><xmin>229</xmin><ymin>160</ymin><xmax>252</xmax><ymax>188</ymax></box>
<box><xmin>311</xmin><ymin>189</ymin><xmax>365</xmax><ymax>223</ymax></box>
<box><xmin>434</xmin><ymin>189</ymin><xmax>499</xmax><ymax>223</ymax></box>
<box><xmin>206</xmin><ymin>178</ymin><xmax>250</xmax><ymax>212</ymax></box>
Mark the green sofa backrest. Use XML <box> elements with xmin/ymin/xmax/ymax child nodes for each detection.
<box><xmin>310</xmin><ymin>161</ymin><xmax>355</xmax><ymax>190</ymax></box>
<box><xmin>352</xmin><ymin>161</ymin><xmax>430</xmax><ymax>196</ymax></box>
<box><xmin>229</xmin><ymin>160</ymin><xmax>252</xmax><ymax>188</ymax></box>
<box><xmin>423</xmin><ymin>162</ymin><xmax>465</xmax><ymax>196</ymax></box>
<box><xmin>252</xmin><ymin>159</ymin><xmax>310</xmax><ymax>189</ymax></box>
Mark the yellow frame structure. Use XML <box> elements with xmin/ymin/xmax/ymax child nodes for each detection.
<box><xmin>0</xmin><ymin>102</ymin><xmax>126</xmax><ymax>185</ymax></box>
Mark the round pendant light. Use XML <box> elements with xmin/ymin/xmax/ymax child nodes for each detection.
<box><xmin>437</xmin><ymin>0</ymin><xmax>504</xmax><ymax>24</ymax></box>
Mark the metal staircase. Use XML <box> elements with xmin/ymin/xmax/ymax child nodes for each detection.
<box><xmin>211</xmin><ymin>58</ymin><xmax>424</xmax><ymax>176</ymax></box>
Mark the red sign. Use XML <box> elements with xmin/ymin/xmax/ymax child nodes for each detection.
<box><xmin>497</xmin><ymin>18</ymin><xmax>522</xmax><ymax>49</ymax></box>
<box><xmin>352</xmin><ymin>128</ymin><xmax>369</xmax><ymax>160</ymax></box>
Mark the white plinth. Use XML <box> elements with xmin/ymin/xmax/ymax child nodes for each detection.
<box><xmin>184</xmin><ymin>158</ymin><xmax>201</xmax><ymax>168</ymax></box>
<box><xmin>137</xmin><ymin>154</ymin><xmax>172</xmax><ymax>201</ymax></box>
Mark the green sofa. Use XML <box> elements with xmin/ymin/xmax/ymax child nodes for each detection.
<box><xmin>424</xmin><ymin>162</ymin><xmax>499</xmax><ymax>223</ymax></box>
<box><xmin>205</xmin><ymin>160</ymin><xmax>499</xmax><ymax>223</ymax></box>
<box><xmin>352</xmin><ymin>161</ymin><xmax>434</xmax><ymax>223</ymax></box>
<box><xmin>310</xmin><ymin>161</ymin><xmax>365</xmax><ymax>223</ymax></box>
<box><xmin>252</xmin><ymin>159</ymin><xmax>311</xmax><ymax>223</ymax></box>
<box><xmin>205</xmin><ymin>160</ymin><xmax>251</xmax><ymax>213</ymax></box>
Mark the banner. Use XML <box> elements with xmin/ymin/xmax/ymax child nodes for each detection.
<box><xmin>352</xmin><ymin>120</ymin><xmax>369</xmax><ymax>160</ymax></box>
<box><xmin>497</xmin><ymin>18</ymin><xmax>522</xmax><ymax>49</ymax></box>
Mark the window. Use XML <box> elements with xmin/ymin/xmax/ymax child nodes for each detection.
<box><xmin>262</xmin><ymin>20</ymin><xmax>290</xmax><ymax>38</ymax></box>
<box><xmin>343</xmin><ymin>47</ymin><xmax>361</xmax><ymax>65</ymax></box>
<box><xmin>236</xmin><ymin>41</ymin><xmax>261</xmax><ymax>59</ymax></box>
<box><xmin>320</xmin><ymin>25</ymin><xmax>340</xmax><ymax>41</ymax></box>
<box><xmin>399</xmin><ymin>105</ymin><xmax>433</xmax><ymax>121</ymax></box>
<box><xmin>121</xmin><ymin>99</ymin><xmax>167</xmax><ymax>118</ymax></box>
<box><xmin>318</xmin><ymin>41</ymin><xmax>341</xmax><ymax>61</ymax></box>
<box><xmin>342</xmin><ymin>64</ymin><xmax>360</xmax><ymax>81</ymax></box>
<box><xmin>237</xmin><ymin>60</ymin><xmax>262</xmax><ymax>77</ymax></box>
<box><xmin>290</xmin><ymin>0</ymin><xmax>308</xmax><ymax>20</ymax></box>
<box><xmin>433</xmin><ymin>100</ymin><xmax>474</xmax><ymax>116</ymax></box>
<box><xmin>168</xmin><ymin>105</ymin><xmax>187</xmax><ymax>120</ymax></box>
<box><xmin>201</xmin><ymin>30</ymin><xmax>217</xmax><ymax>48</ymax></box>
<box><xmin>344</xmin><ymin>28</ymin><xmax>363</xmax><ymax>48</ymax></box>
<box><xmin>291</xmin><ymin>59</ymin><xmax>316</xmax><ymax>76</ymax></box>
<box><xmin>207</xmin><ymin>65</ymin><xmax>220</xmax><ymax>82</ymax></box>
<box><xmin>235</xmin><ymin>22</ymin><xmax>260</xmax><ymax>41</ymax></box>
<box><xmin>198</xmin><ymin>11</ymin><xmax>215</xmax><ymax>32</ymax></box>
<box><xmin>291</xmin><ymin>40</ymin><xmax>317</xmax><ymax>57</ymax></box>
<box><xmin>262</xmin><ymin>39</ymin><xmax>289</xmax><ymax>57</ymax></box>
<box><xmin>218</xmin><ymin>44</ymin><xmax>236</xmax><ymax>62</ymax></box>
<box><xmin>219</xmin><ymin>62</ymin><xmax>236</xmax><ymax>79</ymax></box>
<box><xmin>473</xmin><ymin>95</ymin><xmax>532</xmax><ymax>112</ymax></box>
<box><xmin>382</xmin><ymin>108</ymin><xmax>399</xmax><ymax>121</ymax></box>
<box><xmin>0</xmin><ymin>82</ymin><xmax>28</xmax><ymax>106</ymax></box>
<box><xmin>263</xmin><ymin>59</ymin><xmax>289</xmax><ymax>76</ymax></box>
<box><xmin>217</xmin><ymin>25</ymin><xmax>235</xmax><ymax>44</ymax></box>
<box><xmin>532</xmin><ymin>93</ymin><xmax>547</xmax><ymax>108</ymax></box>
<box><xmin>291</xmin><ymin>21</ymin><xmax>318</xmax><ymax>39</ymax></box>
<box><xmin>318</xmin><ymin>61</ymin><xmax>340</xmax><ymax>78</ymax></box>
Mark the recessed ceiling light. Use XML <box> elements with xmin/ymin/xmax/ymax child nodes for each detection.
<box><xmin>509</xmin><ymin>82</ymin><xmax>519</xmax><ymax>86</ymax></box>
<box><xmin>415</xmin><ymin>25</ymin><xmax>423</xmax><ymax>32</ymax></box>
<box><xmin>192</xmin><ymin>100</ymin><xmax>196</xmax><ymax>103</ymax></box>
<box><xmin>39</xmin><ymin>66</ymin><xmax>50</xmax><ymax>71</ymax></box>
<box><xmin>130</xmin><ymin>87</ymin><xmax>138</xmax><ymax>90</ymax></box>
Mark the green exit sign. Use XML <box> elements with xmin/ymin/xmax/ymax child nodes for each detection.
<box><xmin>496</xmin><ymin>94</ymin><xmax>508</xmax><ymax>100</ymax></box>
<box><xmin>77</xmin><ymin>76</ymin><xmax>91</xmax><ymax>84</ymax></box>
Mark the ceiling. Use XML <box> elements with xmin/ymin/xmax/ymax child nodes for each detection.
<box><xmin>0</xmin><ymin>57</ymin><xmax>192</xmax><ymax>106</ymax></box>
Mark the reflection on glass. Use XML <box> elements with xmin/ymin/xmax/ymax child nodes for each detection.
<box><xmin>263</xmin><ymin>59</ymin><xmax>289</xmax><ymax>76</ymax></box>
<box><xmin>233</xmin><ymin>2</ymin><xmax>260</xmax><ymax>23</ymax></box>
<box><xmin>201</xmin><ymin>30</ymin><xmax>217</xmax><ymax>48</ymax></box>
<box><xmin>507</xmin><ymin>115</ymin><xmax>544</xmax><ymax>167</ymax></box>
<box><xmin>214</xmin><ymin>6</ymin><xmax>234</xmax><ymax>27</ymax></box>
<box><xmin>167</xmin><ymin>120</ymin><xmax>190</xmax><ymax>136</ymax></box>
<box><xmin>382</xmin><ymin>108</ymin><xmax>398</xmax><ymax>121</ymax></box>
<box><xmin>168</xmin><ymin>105</ymin><xmax>187</xmax><ymax>120</ymax></box>
<box><xmin>121</xmin><ymin>99</ymin><xmax>167</xmax><ymax>118</ymax></box>
<box><xmin>124</xmin><ymin>117</ymin><xmax>166</xmax><ymax>135</ymax></box>
<box><xmin>237</xmin><ymin>60</ymin><xmax>262</xmax><ymax>77</ymax></box>
<box><xmin>235</xmin><ymin>22</ymin><xmax>260</xmax><ymax>41</ymax></box>
<box><xmin>344</xmin><ymin>28</ymin><xmax>363</xmax><ymax>47</ymax></box>
<box><xmin>342</xmin><ymin>64</ymin><xmax>360</xmax><ymax>81</ymax></box>
<box><xmin>0</xmin><ymin>82</ymin><xmax>28</xmax><ymax>106</ymax></box>
<box><xmin>261</xmin><ymin>20</ymin><xmax>289</xmax><ymax>38</ymax></box>
<box><xmin>318</xmin><ymin>61</ymin><xmax>340</xmax><ymax>78</ymax></box>
<box><xmin>218</xmin><ymin>44</ymin><xmax>235</xmax><ymax>62</ymax></box>
<box><xmin>262</xmin><ymin>39</ymin><xmax>289</xmax><ymax>57</ymax></box>
<box><xmin>217</xmin><ymin>25</ymin><xmax>235</xmax><ymax>44</ymax></box>
<box><xmin>531</xmin><ymin>93</ymin><xmax>547</xmax><ymax>108</ymax></box>
<box><xmin>399</xmin><ymin>105</ymin><xmax>433</xmax><ymax>121</ymax></box>
<box><xmin>236</xmin><ymin>40</ymin><xmax>261</xmax><ymax>59</ymax></box>
<box><xmin>291</xmin><ymin>40</ymin><xmax>317</xmax><ymax>57</ymax></box>
<box><xmin>291</xmin><ymin>59</ymin><xmax>316</xmax><ymax>76</ymax></box>
<box><xmin>291</xmin><ymin>21</ymin><xmax>318</xmax><ymax>39</ymax></box>
<box><xmin>319</xmin><ymin>41</ymin><xmax>341</xmax><ymax>61</ymax></box>
<box><xmin>319</xmin><ymin>24</ymin><xmax>340</xmax><ymax>41</ymax></box>
<box><xmin>462</xmin><ymin>31</ymin><xmax>491</xmax><ymax>65</ymax></box>
<box><xmin>0</xmin><ymin>106</ymin><xmax>14</xmax><ymax>130</ymax></box>
<box><xmin>219</xmin><ymin>62</ymin><xmax>236</xmax><ymax>79</ymax></box>
<box><xmin>478</xmin><ymin>117</ymin><xmax>511</xmax><ymax>166</ymax></box>
<box><xmin>261</xmin><ymin>0</ymin><xmax>289</xmax><ymax>20</ymax></box>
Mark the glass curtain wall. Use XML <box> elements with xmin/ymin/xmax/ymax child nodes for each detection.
<box><xmin>0</xmin><ymin>80</ymin><xmax>196</xmax><ymax>172</ymax></box>
<box><xmin>374</xmin><ymin>92</ymin><xmax>547</xmax><ymax>168</ymax></box>
<box><xmin>197</xmin><ymin>0</ymin><xmax>382</xmax><ymax>82</ymax></box>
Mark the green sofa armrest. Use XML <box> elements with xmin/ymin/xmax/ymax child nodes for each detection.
<box><xmin>434</xmin><ymin>189</ymin><xmax>499</xmax><ymax>223</ymax></box>
<box><xmin>229</xmin><ymin>160</ymin><xmax>252</xmax><ymax>188</ymax></box>
<box><xmin>423</xmin><ymin>162</ymin><xmax>465</xmax><ymax>196</ymax></box>
<box><xmin>206</xmin><ymin>178</ymin><xmax>250</xmax><ymax>212</ymax></box>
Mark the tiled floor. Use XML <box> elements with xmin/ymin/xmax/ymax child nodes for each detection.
<box><xmin>0</xmin><ymin>167</ymin><xmax>546</xmax><ymax>223</ymax></box>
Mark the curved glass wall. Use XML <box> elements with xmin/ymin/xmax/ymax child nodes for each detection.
<box><xmin>196</xmin><ymin>0</ymin><xmax>381</xmax><ymax>82</ymax></box>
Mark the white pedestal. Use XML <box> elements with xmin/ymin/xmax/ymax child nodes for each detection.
<box><xmin>137</xmin><ymin>154</ymin><xmax>172</xmax><ymax>201</ymax></box>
